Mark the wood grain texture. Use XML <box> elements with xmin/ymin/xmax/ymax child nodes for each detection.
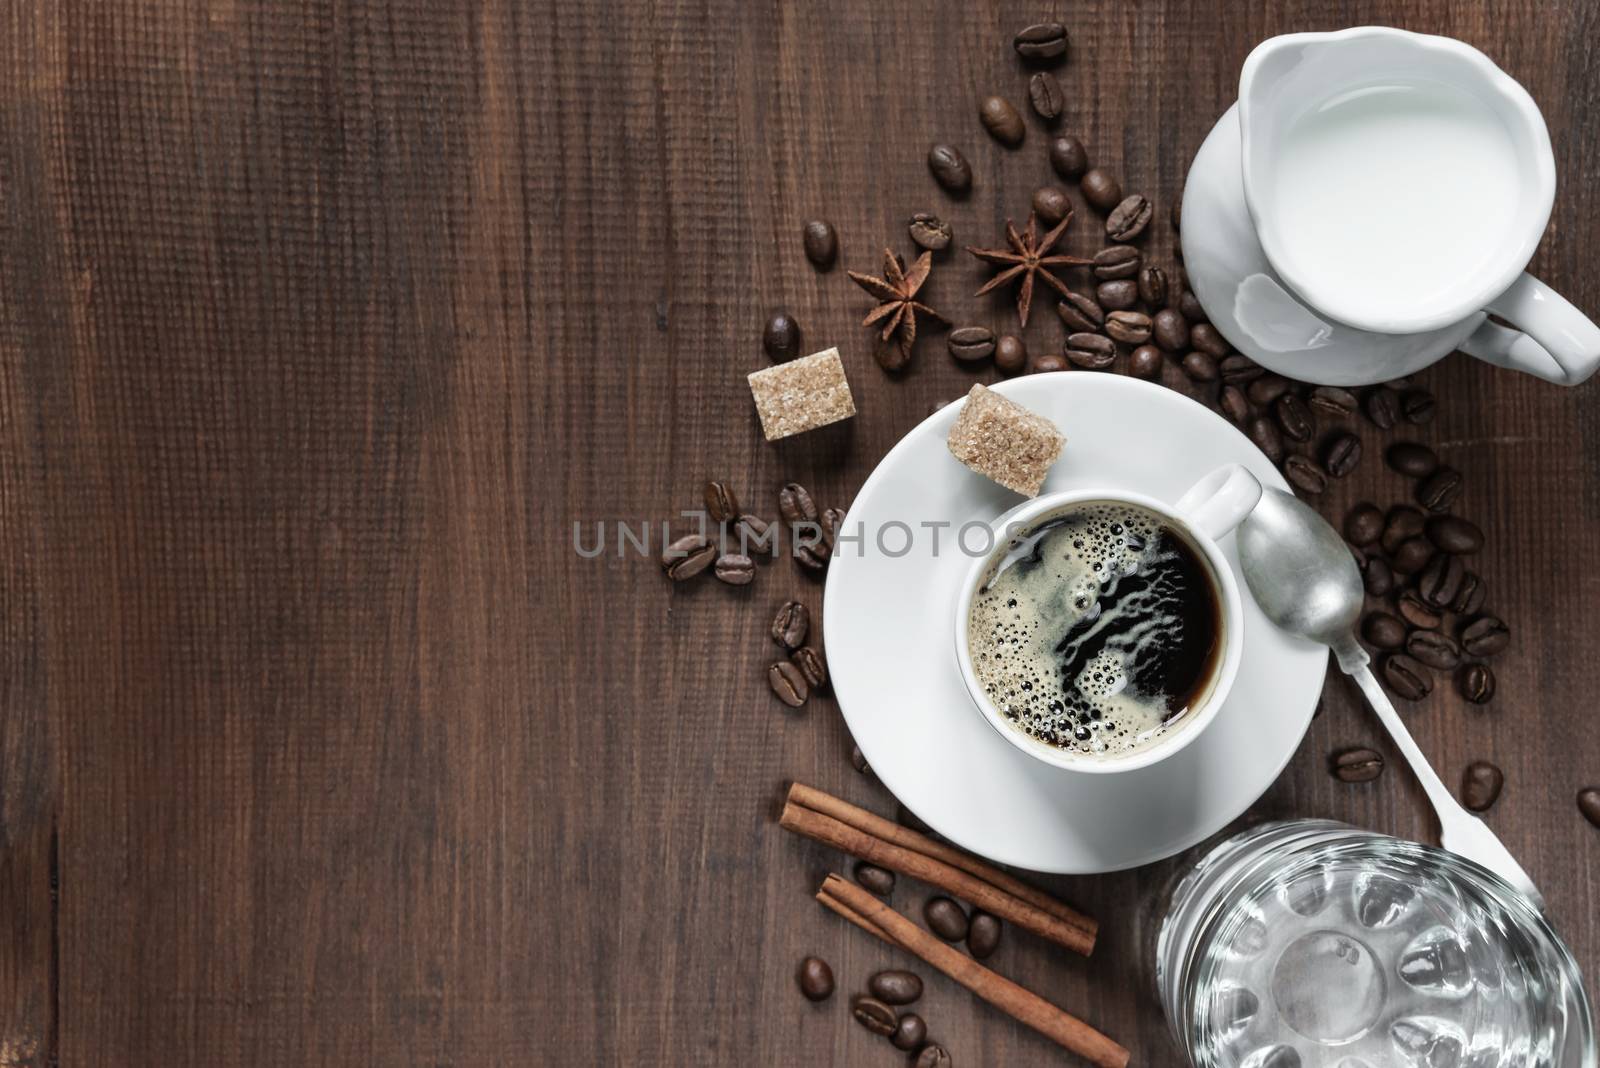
<box><xmin>0</xmin><ymin>0</ymin><xmax>1596</xmax><ymax>1064</ymax></box>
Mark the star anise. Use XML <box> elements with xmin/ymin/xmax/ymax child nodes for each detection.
<box><xmin>847</xmin><ymin>248</ymin><xmax>948</xmax><ymax>367</ymax></box>
<box><xmin>966</xmin><ymin>212</ymin><xmax>1092</xmax><ymax>327</ymax></box>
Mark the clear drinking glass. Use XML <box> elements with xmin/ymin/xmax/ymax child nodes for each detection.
<box><xmin>1156</xmin><ymin>820</ymin><xmax>1595</xmax><ymax>1068</ymax></box>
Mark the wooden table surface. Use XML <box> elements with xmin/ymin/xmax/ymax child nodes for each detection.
<box><xmin>1</xmin><ymin>1</ymin><xmax>1597</xmax><ymax>1064</ymax></box>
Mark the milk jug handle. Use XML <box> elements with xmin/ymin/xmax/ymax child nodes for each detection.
<box><xmin>1460</xmin><ymin>272</ymin><xmax>1600</xmax><ymax>386</ymax></box>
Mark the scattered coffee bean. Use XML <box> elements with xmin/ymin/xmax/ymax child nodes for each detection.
<box><xmin>662</xmin><ymin>533</ymin><xmax>716</xmax><ymax>580</ymax></box>
<box><xmin>1092</xmin><ymin>245</ymin><xmax>1141</xmax><ymax>280</ymax></box>
<box><xmin>924</xmin><ymin>896</ymin><xmax>969</xmax><ymax>941</ymax></box>
<box><xmin>1152</xmin><ymin>308</ymin><xmax>1189</xmax><ymax>352</ymax></box>
<box><xmin>704</xmin><ymin>481</ymin><xmax>741</xmax><ymax>523</ymax></box>
<box><xmin>1381</xmin><ymin>505</ymin><xmax>1426</xmax><ymax>554</ymax></box>
<box><xmin>1416</xmin><ymin>467</ymin><xmax>1463</xmax><ymax>512</ymax></box>
<box><xmin>714</xmin><ymin>553</ymin><xmax>755</xmax><ymax>585</ymax></box>
<box><xmin>1362</xmin><ymin>555</ymin><xmax>1395</xmax><ymax>597</ymax></box>
<box><xmin>854</xmin><ymin>861</ymin><xmax>895</xmax><ymax>896</ymax></box>
<box><xmin>1382</xmin><ymin>653</ymin><xmax>1433</xmax><ymax>700</ymax></box>
<box><xmin>1014</xmin><ymin>21</ymin><xmax>1069</xmax><ymax>60</ymax></box>
<box><xmin>802</xmin><ymin>221</ymin><xmax>838</xmax><ymax>269</ymax></box>
<box><xmin>1032</xmin><ymin>186</ymin><xmax>1072</xmax><ymax>226</ymax></box>
<box><xmin>1578</xmin><ymin>788</ymin><xmax>1600</xmax><ymax>829</ymax></box>
<box><xmin>850</xmin><ymin>744</ymin><xmax>870</xmax><ymax>775</ymax></box>
<box><xmin>1363</xmin><ymin>612</ymin><xmax>1407</xmax><ymax>650</ymax></box>
<box><xmin>1049</xmin><ymin>135</ymin><xmax>1089</xmax><ymax>180</ymax></box>
<box><xmin>819</xmin><ymin>507</ymin><xmax>844</xmax><ymax>548</ymax></box>
<box><xmin>736</xmin><ymin>513</ymin><xmax>772</xmax><ymax>550</ymax></box>
<box><xmin>763</xmin><ymin>312</ymin><xmax>802</xmax><ymax>362</ymax></box>
<box><xmin>1028</xmin><ymin>72</ymin><xmax>1064</xmax><ymax>119</ymax></box>
<box><xmin>1332</xmin><ymin>747</ymin><xmax>1385</xmax><ymax>783</ymax></box>
<box><xmin>948</xmin><ymin>326</ymin><xmax>996</xmax><ymax>361</ymax></box>
<box><xmin>916</xmin><ymin>1044</ymin><xmax>954</xmax><ymax>1068</ymax></box>
<box><xmin>778</xmin><ymin>483</ymin><xmax>819</xmax><ymax>525</ymax></box>
<box><xmin>1275</xmin><ymin>393</ymin><xmax>1314</xmax><ymax>442</ymax></box>
<box><xmin>1106</xmin><ymin>310</ymin><xmax>1152</xmax><ymax>345</ymax></box>
<box><xmin>1219</xmin><ymin>354</ymin><xmax>1263</xmax><ymax>384</ymax></box>
<box><xmin>1426</xmin><ymin>515</ymin><xmax>1483</xmax><ymax>554</ymax></box>
<box><xmin>967</xmin><ymin>911</ymin><xmax>1002</xmax><ymax>959</ymax></box>
<box><xmin>869</xmin><ymin>970</ymin><xmax>923</xmax><ymax>1006</ymax></box>
<box><xmin>1406</xmin><ymin>629</ymin><xmax>1462</xmax><ymax>670</ymax></box>
<box><xmin>1457</xmin><ymin>663</ymin><xmax>1496</xmax><ymax>704</ymax></box>
<box><xmin>979</xmin><ymin>95</ymin><xmax>1025</xmax><ymax>147</ymax></box>
<box><xmin>794</xmin><ymin>542</ymin><xmax>829</xmax><ymax>573</ymax></box>
<box><xmin>909</xmin><ymin>212</ymin><xmax>953</xmax><ymax>251</ymax></box>
<box><xmin>927</xmin><ymin>144</ymin><xmax>973</xmax><ymax>194</ymax></box>
<box><xmin>1323</xmin><ymin>433</ymin><xmax>1362</xmax><ymax>478</ymax></box>
<box><xmin>851</xmin><ymin>995</ymin><xmax>898</xmax><ymax>1037</ymax></box>
<box><xmin>1460</xmin><ymin>615</ymin><xmax>1510</xmax><ymax>657</ymax></box>
<box><xmin>1390</xmin><ymin>535</ymin><xmax>1433</xmax><ymax>574</ymax></box>
<box><xmin>1386</xmin><ymin>442</ymin><xmax>1438</xmax><ymax>478</ymax></box>
<box><xmin>1363</xmin><ymin>387</ymin><xmax>1398</xmax><ymax>429</ymax></box>
<box><xmin>1067</xmin><ymin>332</ymin><xmax>1117</xmax><ymax>370</ymax></box>
<box><xmin>1138</xmin><ymin>264</ymin><xmax>1168</xmax><ymax>305</ymax></box>
<box><xmin>790</xmin><ymin>646</ymin><xmax>827</xmax><ymax>688</ymax></box>
<box><xmin>1130</xmin><ymin>345</ymin><xmax>1164</xmax><ymax>380</ymax></box>
<box><xmin>1220</xmin><ymin>384</ymin><xmax>1250</xmax><ymax>423</ymax></box>
<box><xmin>1401</xmin><ymin>388</ymin><xmax>1436</xmax><ymax>424</ymax></box>
<box><xmin>892</xmin><ymin>1013</ymin><xmax>928</xmax><ymax>1052</ymax></box>
<box><xmin>1178</xmin><ymin>289</ymin><xmax>1207</xmax><ymax>321</ymax></box>
<box><xmin>1459</xmin><ymin>761</ymin><xmax>1503</xmax><ymax>811</ymax></box>
<box><xmin>768</xmin><ymin>661</ymin><xmax>809</xmax><ymax>707</ymax></box>
<box><xmin>1030</xmin><ymin>351</ymin><xmax>1069</xmax><ymax>373</ymax></box>
<box><xmin>1308</xmin><ymin>386</ymin><xmax>1358</xmax><ymax>417</ymax></box>
<box><xmin>1345</xmin><ymin>503</ymin><xmax>1384</xmax><ymax>546</ymax></box>
<box><xmin>1397</xmin><ymin>590</ymin><xmax>1441</xmax><ymax>630</ymax></box>
<box><xmin>1096</xmin><ymin>279</ymin><xmax>1139</xmax><ymax>311</ymax></box>
<box><xmin>1247</xmin><ymin>374</ymin><xmax>1291</xmax><ymax>406</ymax></box>
<box><xmin>1419</xmin><ymin>552</ymin><xmax>1466</xmax><ymax>608</ymax></box>
<box><xmin>1056</xmin><ymin>291</ymin><xmax>1104</xmax><ymax>332</ymax></box>
<box><xmin>1080</xmin><ymin>168</ymin><xmax>1122</xmax><ymax>212</ymax></box>
<box><xmin>1450</xmin><ymin>571</ymin><xmax>1485</xmax><ymax>615</ymax></box>
<box><xmin>1106</xmin><ymin>194</ymin><xmax>1153</xmax><ymax>241</ymax></box>
<box><xmin>1284</xmin><ymin>455</ymin><xmax>1327</xmax><ymax>495</ymax></box>
<box><xmin>1182</xmin><ymin>351</ymin><xmax>1219</xmax><ymax>382</ymax></box>
<box><xmin>798</xmin><ymin>956</ymin><xmax>834</xmax><ymax>1001</ymax></box>
<box><xmin>995</xmin><ymin>334</ymin><xmax>1027</xmax><ymax>374</ymax></box>
<box><xmin>1189</xmin><ymin>322</ymin><xmax>1230</xmax><ymax>358</ymax></box>
<box><xmin>1247</xmin><ymin>416</ymin><xmax>1283</xmax><ymax>463</ymax></box>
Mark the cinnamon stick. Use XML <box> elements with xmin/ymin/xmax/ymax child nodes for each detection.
<box><xmin>788</xmin><ymin>782</ymin><xmax>1095</xmax><ymax>937</ymax></box>
<box><xmin>818</xmin><ymin>874</ymin><xmax>1129</xmax><ymax>1068</ymax></box>
<box><xmin>781</xmin><ymin>799</ymin><xmax>1095</xmax><ymax>956</ymax></box>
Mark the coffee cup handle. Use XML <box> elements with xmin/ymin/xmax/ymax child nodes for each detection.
<box><xmin>1173</xmin><ymin>464</ymin><xmax>1262</xmax><ymax>541</ymax></box>
<box><xmin>1460</xmin><ymin>272</ymin><xmax>1600</xmax><ymax>386</ymax></box>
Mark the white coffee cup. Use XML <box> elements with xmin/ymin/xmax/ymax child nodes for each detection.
<box><xmin>953</xmin><ymin>464</ymin><xmax>1262</xmax><ymax>774</ymax></box>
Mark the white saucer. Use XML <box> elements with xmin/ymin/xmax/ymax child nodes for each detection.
<box><xmin>822</xmin><ymin>375</ymin><xmax>1327</xmax><ymax>874</ymax></box>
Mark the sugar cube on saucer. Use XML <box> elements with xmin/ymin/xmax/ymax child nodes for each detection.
<box><xmin>946</xmin><ymin>384</ymin><xmax>1065</xmax><ymax>496</ymax></box>
<box><xmin>748</xmin><ymin>347</ymin><xmax>856</xmax><ymax>441</ymax></box>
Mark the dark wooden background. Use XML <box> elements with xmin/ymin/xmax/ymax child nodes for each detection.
<box><xmin>1</xmin><ymin>0</ymin><xmax>1596</xmax><ymax>1064</ymax></box>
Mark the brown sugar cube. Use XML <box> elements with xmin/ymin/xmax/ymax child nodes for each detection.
<box><xmin>747</xmin><ymin>346</ymin><xmax>856</xmax><ymax>441</ymax></box>
<box><xmin>946</xmin><ymin>383</ymin><xmax>1065</xmax><ymax>497</ymax></box>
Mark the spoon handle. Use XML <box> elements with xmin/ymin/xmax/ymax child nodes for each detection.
<box><xmin>1348</xmin><ymin>665</ymin><xmax>1458</xmax><ymax>815</ymax></box>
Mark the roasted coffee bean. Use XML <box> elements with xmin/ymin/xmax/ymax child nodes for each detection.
<box><xmin>1093</xmin><ymin>245</ymin><xmax>1141</xmax><ymax>280</ymax></box>
<box><xmin>735</xmin><ymin>514</ymin><xmax>772</xmax><ymax>552</ymax></box>
<box><xmin>1419</xmin><ymin>552</ymin><xmax>1466</xmax><ymax>609</ymax></box>
<box><xmin>868</xmin><ymin>970</ymin><xmax>923</xmax><ymax>1006</ymax></box>
<box><xmin>916</xmin><ymin>1045</ymin><xmax>953</xmax><ymax>1068</ymax></box>
<box><xmin>1363</xmin><ymin>387</ymin><xmax>1398</xmax><ymax>429</ymax></box>
<box><xmin>1080</xmin><ymin>168</ymin><xmax>1122</xmax><ymax>213</ymax></box>
<box><xmin>1323</xmin><ymin>433</ymin><xmax>1362</xmax><ymax>477</ymax></box>
<box><xmin>1178</xmin><ymin>289</ymin><xmax>1207</xmax><ymax>321</ymax></box>
<box><xmin>1397</xmin><ymin>590</ymin><xmax>1442</xmax><ymax>630</ymax></box>
<box><xmin>1152</xmin><ymin>308</ymin><xmax>1189</xmax><ymax>352</ymax></box>
<box><xmin>948</xmin><ymin>326</ymin><xmax>996</xmax><ymax>361</ymax></box>
<box><xmin>1138</xmin><ymin>265</ymin><xmax>1168</xmax><ymax>305</ymax></box>
<box><xmin>1284</xmin><ymin>455</ymin><xmax>1327</xmax><ymax>495</ymax></box>
<box><xmin>1031</xmin><ymin>185</ymin><xmax>1072</xmax><ymax>226</ymax></box>
<box><xmin>1382</xmin><ymin>653</ymin><xmax>1433</xmax><ymax>700</ymax></box>
<box><xmin>908</xmin><ymin>212</ymin><xmax>953</xmax><ymax>251</ymax></box>
<box><xmin>1106</xmin><ymin>195</ymin><xmax>1153</xmax><ymax>241</ymax></box>
<box><xmin>798</xmin><ymin>956</ymin><xmax>834</xmax><ymax>1001</ymax></box>
<box><xmin>1345</xmin><ymin>503</ymin><xmax>1384</xmax><ymax>546</ymax></box>
<box><xmin>1130</xmin><ymin>345</ymin><xmax>1164</xmax><ymax>380</ymax></box>
<box><xmin>793</xmin><ymin>542</ymin><xmax>830</xmax><ymax>572</ymax></box>
<box><xmin>850</xmin><ymin>744</ymin><xmax>870</xmax><ymax>775</ymax></box>
<box><xmin>1332</xmin><ymin>747</ymin><xmax>1385</xmax><ymax>783</ymax></box>
<box><xmin>979</xmin><ymin>95</ymin><xmax>1025</xmax><ymax>147</ymax></box>
<box><xmin>1578</xmin><ymin>788</ymin><xmax>1600</xmax><ymax>829</ymax></box>
<box><xmin>1030</xmin><ymin>351</ymin><xmax>1069</xmax><ymax>374</ymax></box>
<box><xmin>924</xmin><ymin>896</ymin><xmax>969</xmax><ymax>941</ymax></box>
<box><xmin>1219</xmin><ymin>384</ymin><xmax>1250</xmax><ymax>423</ymax></box>
<box><xmin>1014</xmin><ymin>21</ymin><xmax>1069</xmax><ymax>60</ymax></box>
<box><xmin>1406</xmin><ymin>629</ymin><xmax>1462</xmax><ymax>670</ymax></box>
<box><xmin>1416</xmin><ymin>466</ymin><xmax>1463</xmax><ymax>512</ymax></box>
<box><xmin>1391</xmin><ymin>537</ymin><xmax>1434</xmax><ymax>575</ymax></box>
<box><xmin>1362</xmin><ymin>556</ymin><xmax>1395</xmax><ymax>597</ymax></box>
<box><xmin>790</xmin><ymin>646</ymin><xmax>827</xmax><ymax>688</ymax></box>
<box><xmin>1387</xmin><ymin>442</ymin><xmax>1439</xmax><ymax>478</ymax></box>
<box><xmin>854</xmin><ymin>861</ymin><xmax>895</xmax><ymax>896</ymax></box>
<box><xmin>995</xmin><ymin>334</ymin><xmax>1028</xmax><ymax>374</ymax></box>
<box><xmin>1049</xmin><ymin>135</ymin><xmax>1089</xmax><ymax>180</ymax></box>
<box><xmin>714</xmin><ymin>553</ymin><xmax>755</xmax><ymax>585</ymax></box>
<box><xmin>1460</xmin><ymin>615</ymin><xmax>1510</xmax><ymax>657</ymax></box>
<box><xmin>802</xmin><ymin>220</ymin><xmax>838</xmax><ymax>269</ymax></box>
<box><xmin>819</xmin><ymin>507</ymin><xmax>844</xmax><ymax>549</ymax></box>
<box><xmin>967</xmin><ymin>911</ymin><xmax>1002</xmax><ymax>959</ymax></box>
<box><xmin>892</xmin><ymin>1014</ymin><xmax>928</xmax><ymax>1052</ymax></box>
<box><xmin>1426</xmin><ymin>515</ymin><xmax>1483</xmax><ymax>554</ymax></box>
<box><xmin>662</xmin><ymin>534</ymin><xmax>717</xmax><ymax>580</ymax></box>
<box><xmin>1275</xmin><ymin>393</ymin><xmax>1314</xmax><ymax>442</ymax></box>
<box><xmin>1450</xmin><ymin>571</ymin><xmax>1485</xmax><ymax>615</ymax></box>
<box><xmin>1363</xmin><ymin>612</ymin><xmax>1408</xmax><ymax>650</ymax></box>
<box><xmin>1381</xmin><ymin>505</ymin><xmax>1426</xmax><ymax>555</ymax></box>
<box><xmin>1401</xmin><ymin>388</ymin><xmax>1436</xmax><ymax>424</ymax></box>
<box><xmin>1096</xmin><ymin>279</ymin><xmax>1139</xmax><ymax>311</ymax></box>
<box><xmin>1247</xmin><ymin>374</ymin><xmax>1292</xmax><ymax>406</ymax></box>
<box><xmin>1189</xmin><ymin>322</ymin><xmax>1230</xmax><ymax>358</ymax></box>
<box><xmin>1247</xmin><ymin>416</ymin><xmax>1283</xmax><ymax>463</ymax></box>
<box><xmin>1461</xmin><ymin>761</ymin><xmax>1503</xmax><ymax>811</ymax></box>
<box><xmin>1067</xmin><ymin>332</ymin><xmax>1117</xmax><ymax>370</ymax></box>
<box><xmin>704</xmin><ymin>481</ymin><xmax>741</xmax><ymax>523</ymax></box>
<box><xmin>1458</xmin><ymin>663</ymin><xmax>1496</xmax><ymax>705</ymax></box>
<box><xmin>763</xmin><ymin>312</ymin><xmax>802</xmax><ymax>362</ymax></box>
<box><xmin>927</xmin><ymin>144</ymin><xmax>973</xmax><ymax>194</ymax></box>
<box><xmin>1056</xmin><ymin>292</ymin><xmax>1104</xmax><ymax>332</ymax></box>
<box><xmin>1182</xmin><ymin>351</ymin><xmax>1219</xmax><ymax>382</ymax></box>
<box><xmin>1308</xmin><ymin>385</ymin><xmax>1358</xmax><ymax>417</ymax></box>
<box><xmin>1216</xmin><ymin>355</ymin><xmax>1261</xmax><ymax>386</ymax></box>
<box><xmin>1028</xmin><ymin>71</ymin><xmax>1064</xmax><ymax>118</ymax></box>
<box><xmin>851</xmin><ymin>995</ymin><xmax>898</xmax><ymax>1037</ymax></box>
<box><xmin>778</xmin><ymin>483</ymin><xmax>819</xmax><ymax>525</ymax></box>
<box><xmin>768</xmin><ymin>661</ymin><xmax>809</xmax><ymax>707</ymax></box>
<box><xmin>1106</xmin><ymin>310</ymin><xmax>1152</xmax><ymax>345</ymax></box>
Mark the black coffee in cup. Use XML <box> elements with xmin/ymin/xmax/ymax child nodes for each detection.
<box><xmin>967</xmin><ymin>500</ymin><xmax>1223</xmax><ymax>758</ymax></box>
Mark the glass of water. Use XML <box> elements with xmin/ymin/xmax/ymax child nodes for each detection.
<box><xmin>1156</xmin><ymin>820</ymin><xmax>1594</xmax><ymax>1068</ymax></box>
